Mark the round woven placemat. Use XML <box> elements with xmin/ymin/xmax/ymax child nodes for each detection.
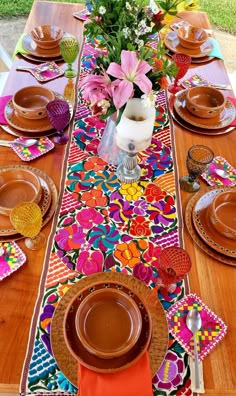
<box><xmin>51</xmin><ymin>272</ymin><xmax>168</xmax><ymax>386</ymax></box>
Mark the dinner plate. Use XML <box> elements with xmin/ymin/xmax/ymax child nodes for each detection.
<box><xmin>169</xmin><ymin>96</ymin><xmax>235</xmax><ymax>136</ymax></box>
<box><xmin>20</xmin><ymin>52</ymin><xmax>64</xmax><ymax>63</ymax></box>
<box><xmin>185</xmin><ymin>186</ymin><xmax>236</xmax><ymax>266</ymax></box>
<box><xmin>51</xmin><ymin>272</ymin><xmax>168</xmax><ymax>386</ymax></box>
<box><xmin>0</xmin><ymin>164</ymin><xmax>58</xmax><ymax>241</ymax></box>
<box><xmin>166</xmin><ymin>49</ymin><xmax>214</xmax><ymax>64</ymax></box>
<box><xmin>164</xmin><ymin>31</ymin><xmax>214</xmax><ymax>58</ymax></box>
<box><xmin>22</xmin><ymin>33</ymin><xmax>62</xmax><ymax>58</ymax></box>
<box><xmin>192</xmin><ymin>188</ymin><xmax>236</xmax><ymax>258</ymax></box>
<box><xmin>174</xmin><ymin>90</ymin><xmax>235</xmax><ymax>130</ymax></box>
<box><xmin>64</xmin><ymin>281</ymin><xmax>151</xmax><ymax>371</ymax></box>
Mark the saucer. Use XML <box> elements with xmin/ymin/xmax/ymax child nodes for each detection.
<box><xmin>192</xmin><ymin>188</ymin><xmax>236</xmax><ymax>258</ymax></box>
<box><xmin>185</xmin><ymin>187</ymin><xmax>236</xmax><ymax>266</ymax></box>
<box><xmin>164</xmin><ymin>31</ymin><xmax>214</xmax><ymax>58</ymax></box>
<box><xmin>51</xmin><ymin>272</ymin><xmax>168</xmax><ymax>386</ymax></box>
<box><xmin>174</xmin><ymin>90</ymin><xmax>235</xmax><ymax>130</ymax></box>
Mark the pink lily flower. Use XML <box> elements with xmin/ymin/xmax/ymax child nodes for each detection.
<box><xmin>79</xmin><ymin>72</ymin><xmax>113</xmax><ymax>104</ymax></box>
<box><xmin>107</xmin><ymin>50</ymin><xmax>152</xmax><ymax>109</ymax></box>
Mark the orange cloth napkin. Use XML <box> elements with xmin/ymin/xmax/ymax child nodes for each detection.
<box><xmin>228</xmin><ymin>97</ymin><xmax>236</xmax><ymax>126</ymax></box>
<box><xmin>78</xmin><ymin>352</ymin><xmax>153</xmax><ymax>396</ymax></box>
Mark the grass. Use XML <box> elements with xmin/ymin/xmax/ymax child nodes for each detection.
<box><xmin>0</xmin><ymin>0</ymin><xmax>235</xmax><ymax>35</ymax></box>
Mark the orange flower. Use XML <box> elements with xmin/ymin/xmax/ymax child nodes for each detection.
<box><xmin>154</xmin><ymin>58</ymin><xmax>163</xmax><ymax>71</ymax></box>
<box><xmin>84</xmin><ymin>156</ymin><xmax>106</xmax><ymax>172</ymax></box>
<box><xmin>129</xmin><ymin>216</ymin><xmax>151</xmax><ymax>237</ymax></box>
<box><xmin>114</xmin><ymin>241</ymin><xmax>140</xmax><ymax>267</ymax></box>
<box><xmin>81</xmin><ymin>189</ymin><xmax>107</xmax><ymax>207</ymax></box>
<box><xmin>159</xmin><ymin>76</ymin><xmax>168</xmax><ymax>90</ymax></box>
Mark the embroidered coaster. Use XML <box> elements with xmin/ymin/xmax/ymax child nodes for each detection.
<box><xmin>19</xmin><ymin>61</ymin><xmax>64</xmax><ymax>82</ymax></box>
<box><xmin>10</xmin><ymin>137</ymin><xmax>55</xmax><ymax>161</ymax></box>
<box><xmin>202</xmin><ymin>156</ymin><xmax>236</xmax><ymax>186</ymax></box>
<box><xmin>167</xmin><ymin>293</ymin><xmax>227</xmax><ymax>361</ymax></box>
<box><xmin>0</xmin><ymin>242</ymin><xmax>26</xmax><ymax>281</ymax></box>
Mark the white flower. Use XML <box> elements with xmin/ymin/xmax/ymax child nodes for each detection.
<box><xmin>141</xmin><ymin>91</ymin><xmax>156</xmax><ymax>107</ymax></box>
<box><xmin>125</xmin><ymin>2</ymin><xmax>132</xmax><ymax>11</ymax></box>
<box><xmin>149</xmin><ymin>1</ymin><xmax>160</xmax><ymax>14</ymax></box>
<box><xmin>99</xmin><ymin>6</ymin><xmax>106</xmax><ymax>15</ymax></box>
<box><xmin>123</xmin><ymin>27</ymin><xmax>130</xmax><ymax>38</ymax></box>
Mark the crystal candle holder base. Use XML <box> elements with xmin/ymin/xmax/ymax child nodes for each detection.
<box><xmin>116</xmin><ymin>152</ymin><xmax>141</xmax><ymax>183</ymax></box>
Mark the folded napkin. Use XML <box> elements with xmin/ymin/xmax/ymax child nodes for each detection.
<box><xmin>202</xmin><ymin>156</ymin><xmax>236</xmax><ymax>186</ymax></box>
<box><xmin>12</xmin><ymin>34</ymin><xmax>28</xmax><ymax>59</ymax></box>
<box><xmin>228</xmin><ymin>97</ymin><xmax>236</xmax><ymax>126</ymax></box>
<box><xmin>78</xmin><ymin>352</ymin><xmax>153</xmax><ymax>396</ymax></box>
<box><xmin>208</xmin><ymin>37</ymin><xmax>224</xmax><ymax>60</ymax></box>
<box><xmin>181</xmin><ymin>73</ymin><xmax>231</xmax><ymax>90</ymax></box>
<box><xmin>167</xmin><ymin>293</ymin><xmax>227</xmax><ymax>361</ymax></box>
<box><xmin>10</xmin><ymin>137</ymin><xmax>55</xmax><ymax>161</ymax></box>
<box><xmin>0</xmin><ymin>242</ymin><xmax>26</xmax><ymax>281</ymax></box>
<box><xmin>0</xmin><ymin>95</ymin><xmax>12</xmax><ymax>124</ymax></box>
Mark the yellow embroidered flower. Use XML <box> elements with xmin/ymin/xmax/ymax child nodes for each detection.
<box><xmin>119</xmin><ymin>182</ymin><xmax>143</xmax><ymax>201</ymax></box>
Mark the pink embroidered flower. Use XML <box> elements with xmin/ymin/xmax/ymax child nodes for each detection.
<box><xmin>76</xmin><ymin>207</ymin><xmax>103</xmax><ymax>229</ymax></box>
<box><xmin>76</xmin><ymin>250</ymin><xmax>104</xmax><ymax>274</ymax></box>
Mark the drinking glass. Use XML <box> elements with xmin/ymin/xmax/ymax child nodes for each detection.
<box><xmin>46</xmin><ymin>99</ymin><xmax>70</xmax><ymax>144</ymax></box>
<box><xmin>168</xmin><ymin>53</ymin><xmax>191</xmax><ymax>94</ymax></box>
<box><xmin>180</xmin><ymin>144</ymin><xmax>214</xmax><ymax>192</ymax></box>
<box><xmin>158</xmin><ymin>246</ymin><xmax>192</xmax><ymax>290</ymax></box>
<box><xmin>10</xmin><ymin>202</ymin><xmax>46</xmax><ymax>250</ymax></box>
<box><xmin>59</xmin><ymin>36</ymin><xmax>79</xmax><ymax>78</ymax></box>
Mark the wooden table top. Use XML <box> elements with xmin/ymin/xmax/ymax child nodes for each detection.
<box><xmin>0</xmin><ymin>2</ymin><xmax>235</xmax><ymax>395</ymax></box>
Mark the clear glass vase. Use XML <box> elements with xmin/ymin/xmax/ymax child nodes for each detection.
<box><xmin>97</xmin><ymin>116</ymin><xmax>125</xmax><ymax>166</ymax></box>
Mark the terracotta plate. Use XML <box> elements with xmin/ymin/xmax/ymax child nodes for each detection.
<box><xmin>192</xmin><ymin>189</ymin><xmax>236</xmax><ymax>258</ymax></box>
<box><xmin>185</xmin><ymin>186</ymin><xmax>236</xmax><ymax>266</ymax></box>
<box><xmin>22</xmin><ymin>33</ymin><xmax>62</xmax><ymax>58</ymax></box>
<box><xmin>0</xmin><ymin>164</ymin><xmax>58</xmax><ymax>241</ymax></box>
<box><xmin>169</xmin><ymin>97</ymin><xmax>235</xmax><ymax>136</ymax></box>
<box><xmin>164</xmin><ymin>31</ymin><xmax>214</xmax><ymax>58</ymax></box>
<box><xmin>51</xmin><ymin>272</ymin><xmax>168</xmax><ymax>385</ymax></box>
<box><xmin>174</xmin><ymin>90</ymin><xmax>235</xmax><ymax>130</ymax></box>
<box><xmin>167</xmin><ymin>49</ymin><xmax>214</xmax><ymax>64</ymax></box>
<box><xmin>64</xmin><ymin>282</ymin><xmax>150</xmax><ymax>369</ymax></box>
<box><xmin>20</xmin><ymin>52</ymin><xmax>63</xmax><ymax>63</ymax></box>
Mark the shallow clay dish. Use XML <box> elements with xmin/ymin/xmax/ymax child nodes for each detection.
<box><xmin>51</xmin><ymin>272</ymin><xmax>168</xmax><ymax>383</ymax></box>
<box><xmin>0</xmin><ymin>168</ymin><xmax>41</xmax><ymax>216</ymax></box>
<box><xmin>208</xmin><ymin>190</ymin><xmax>236</xmax><ymax>240</ymax></box>
<box><xmin>30</xmin><ymin>25</ymin><xmax>63</xmax><ymax>49</ymax></box>
<box><xmin>12</xmin><ymin>86</ymin><xmax>55</xmax><ymax>120</ymax></box>
<box><xmin>186</xmin><ymin>86</ymin><xmax>226</xmax><ymax>119</ymax></box>
<box><xmin>174</xmin><ymin>90</ymin><xmax>235</xmax><ymax>129</ymax></box>
<box><xmin>164</xmin><ymin>31</ymin><xmax>213</xmax><ymax>59</ymax></box>
<box><xmin>192</xmin><ymin>188</ymin><xmax>236</xmax><ymax>258</ymax></box>
<box><xmin>74</xmin><ymin>288</ymin><xmax>142</xmax><ymax>359</ymax></box>
<box><xmin>185</xmin><ymin>186</ymin><xmax>236</xmax><ymax>266</ymax></box>
<box><xmin>22</xmin><ymin>33</ymin><xmax>62</xmax><ymax>58</ymax></box>
<box><xmin>177</xmin><ymin>25</ymin><xmax>208</xmax><ymax>49</ymax></box>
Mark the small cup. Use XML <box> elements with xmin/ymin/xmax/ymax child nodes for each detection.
<box><xmin>177</xmin><ymin>24</ymin><xmax>208</xmax><ymax>49</ymax></box>
<box><xmin>208</xmin><ymin>190</ymin><xmax>236</xmax><ymax>240</ymax></box>
<box><xmin>186</xmin><ymin>86</ymin><xmax>226</xmax><ymax>119</ymax></box>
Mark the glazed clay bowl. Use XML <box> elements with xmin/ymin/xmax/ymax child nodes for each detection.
<box><xmin>75</xmin><ymin>288</ymin><xmax>142</xmax><ymax>359</ymax></box>
<box><xmin>12</xmin><ymin>86</ymin><xmax>55</xmax><ymax>120</ymax></box>
<box><xmin>30</xmin><ymin>25</ymin><xmax>63</xmax><ymax>49</ymax></box>
<box><xmin>177</xmin><ymin>24</ymin><xmax>208</xmax><ymax>49</ymax></box>
<box><xmin>186</xmin><ymin>86</ymin><xmax>226</xmax><ymax>119</ymax></box>
<box><xmin>0</xmin><ymin>169</ymin><xmax>42</xmax><ymax>216</ymax></box>
<box><xmin>208</xmin><ymin>190</ymin><xmax>236</xmax><ymax>240</ymax></box>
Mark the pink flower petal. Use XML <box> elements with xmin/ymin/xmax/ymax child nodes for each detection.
<box><xmin>135</xmin><ymin>75</ymin><xmax>152</xmax><ymax>94</ymax></box>
<box><xmin>107</xmin><ymin>63</ymin><xmax>124</xmax><ymax>79</ymax></box>
<box><xmin>120</xmin><ymin>50</ymin><xmax>139</xmax><ymax>75</ymax></box>
<box><xmin>112</xmin><ymin>80</ymin><xmax>134</xmax><ymax>109</ymax></box>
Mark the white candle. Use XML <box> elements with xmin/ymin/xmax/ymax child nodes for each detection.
<box><xmin>116</xmin><ymin>98</ymin><xmax>155</xmax><ymax>153</ymax></box>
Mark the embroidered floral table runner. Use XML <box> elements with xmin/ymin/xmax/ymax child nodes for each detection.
<box><xmin>20</xmin><ymin>38</ymin><xmax>193</xmax><ymax>396</ymax></box>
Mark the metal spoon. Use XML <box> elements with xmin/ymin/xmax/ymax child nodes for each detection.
<box><xmin>186</xmin><ymin>309</ymin><xmax>202</xmax><ymax>390</ymax></box>
<box><xmin>214</xmin><ymin>168</ymin><xmax>235</xmax><ymax>179</ymax></box>
<box><xmin>16</xmin><ymin>65</ymin><xmax>49</xmax><ymax>72</ymax></box>
<box><xmin>0</xmin><ymin>138</ymin><xmax>38</xmax><ymax>147</ymax></box>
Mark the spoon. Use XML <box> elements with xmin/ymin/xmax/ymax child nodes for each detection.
<box><xmin>186</xmin><ymin>309</ymin><xmax>202</xmax><ymax>390</ymax></box>
<box><xmin>214</xmin><ymin>168</ymin><xmax>236</xmax><ymax>179</ymax></box>
<box><xmin>16</xmin><ymin>65</ymin><xmax>49</xmax><ymax>73</ymax></box>
<box><xmin>0</xmin><ymin>138</ymin><xmax>38</xmax><ymax>147</ymax></box>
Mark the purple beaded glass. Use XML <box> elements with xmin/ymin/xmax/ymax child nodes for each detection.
<box><xmin>46</xmin><ymin>99</ymin><xmax>70</xmax><ymax>144</ymax></box>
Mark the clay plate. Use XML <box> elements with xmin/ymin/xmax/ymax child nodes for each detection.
<box><xmin>192</xmin><ymin>189</ymin><xmax>236</xmax><ymax>257</ymax></box>
<box><xmin>169</xmin><ymin>96</ymin><xmax>235</xmax><ymax>136</ymax></box>
<box><xmin>20</xmin><ymin>52</ymin><xmax>63</xmax><ymax>63</ymax></box>
<box><xmin>174</xmin><ymin>90</ymin><xmax>235</xmax><ymax>130</ymax></box>
<box><xmin>164</xmin><ymin>31</ymin><xmax>214</xmax><ymax>58</ymax></box>
<box><xmin>185</xmin><ymin>187</ymin><xmax>236</xmax><ymax>266</ymax></box>
<box><xmin>0</xmin><ymin>164</ymin><xmax>57</xmax><ymax>241</ymax></box>
<box><xmin>73</xmin><ymin>288</ymin><xmax>142</xmax><ymax>359</ymax></box>
<box><xmin>167</xmin><ymin>50</ymin><xmax>214</xmax><ymax>64</ymax></box>
<box><xmin>22</xmin><ymin>33</ymin><xmax>62</xmax><ymax>58</ymax></box>
<box><xmin>51</xmin><ymin>272</ymin><xmax>168</xmax><ymax>385</ymax></box>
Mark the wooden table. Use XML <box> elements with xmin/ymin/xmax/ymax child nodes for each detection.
<box><xmin>0</xmin><ymin>3</ymin><xmax>235</xmax><ymax>395</ymax></box>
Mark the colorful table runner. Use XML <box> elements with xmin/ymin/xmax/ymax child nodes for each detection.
<box><xmin>20</xmin><ymin>38</ymin><xmax>193</xmax><ymax>396</ymax></box>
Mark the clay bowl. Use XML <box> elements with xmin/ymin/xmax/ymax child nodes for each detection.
<box><xmin>208</xmin><ymin>190</ymin><xmax>236</xmax><ymax>240</ymax></box>
<box><xmin>12</xmin><ymin>86</ymin><xmax>55</xmax><ymax>120</ymax></box>
<box><xmin>30</xmin><ymin>25</ymin><xmax>63</xmax><ymax>49</ymax></box>
<box><xmin>0</xmin><ymin>169</ymin><xmax>42</xmax><ymax>216</ymax></box>
<box><xmin>75</xmin><ymin>288</ymin><xmax>142</xmax><ymax>359</ymax></box>
<box><xmin>186</xmin><ymin>86</ymin><xmax>226</xmax><ymax>119</ymax></box>
<box><xmin>177</xmin><ymin>24</ymin><xmax>208</xmax><ymax>49</ymax></box>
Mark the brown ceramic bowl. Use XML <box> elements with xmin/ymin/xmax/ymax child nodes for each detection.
<box><xmin>0</xmin><ymin>169</ymin><xmax>42</xmax><ymax>216</ymax></box>
<box><xmin>30</xmin><ymin>25</ymin><xmax>63</xmax><ymax>49</ymax></box>
<box><xmin>75</xmin><ymin>288</ymin><xmax>142</xmax><ymax>359</ymax></box>
<box><xmin>186</xmin><ymin>86</ymin><xmax>226</xmax><ymax>119</ymax></box>
<box><xmin>177</xmin><ymin>24</ymin><xmax>208</xmax><ymax>49</ymax></box>
<box><xmin>12</xmin><ymin>86</ymin><xmax>55</xmax><ymax>120</ymax></box>
<box><xmin>208</xmin><ymin>190</ymin><xmax>236</xmax><ymax>240</ymax></box>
